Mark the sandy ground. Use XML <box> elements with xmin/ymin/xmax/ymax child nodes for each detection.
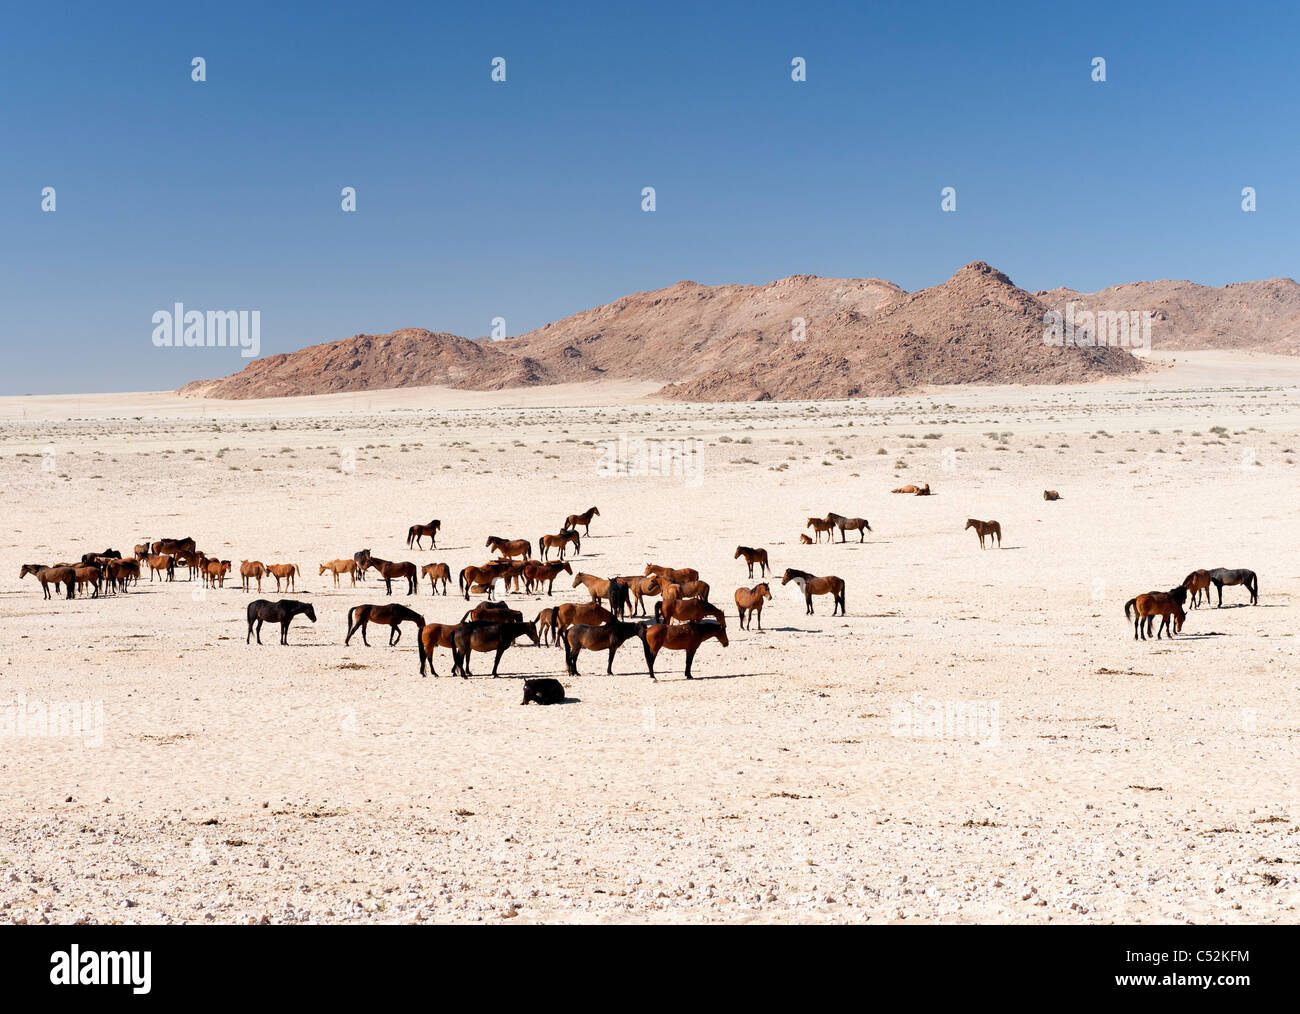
<box><xmin>1</xmin><ymin>350</ymin><xmax>1298</xmax><ymax>924</ymax></box>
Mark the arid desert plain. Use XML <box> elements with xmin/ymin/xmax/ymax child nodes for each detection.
<box><xmin>1</xmin><ymin>350</ymin><xmax>1298</xmax><ymax>924</ymax></box>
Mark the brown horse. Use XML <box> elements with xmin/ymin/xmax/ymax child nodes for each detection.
<box><xmin>486</xmin><ymin>536</ymin><xmax>532</xmax><ymax>561</ymax></box>
<box><xmin>564</xmin><ymin>507</ymin><xmax>600</xmax><ymax>535</ymax></box>
<box><xmin>734</xmin><ymin>546</ymin><xmax>769</xmax><ymax>578</ymax></box>
<box><xmin>534</xmin><ymin>607</ymin><xmax>557</xmax><ymax>646</ymax></box>
<box><xmin>266</xmin><ymin>563</ymin><xmax>300</xmax><ymax>592</ymax></box>
<box><xmin>461</xmin><ymin>601</ymin><xmax>523</xmax><ymax>623</ymax></box>
<box><xmin>174</xmin><ymin>548</ymin><xmax>204</xmax><ymax>580</ymax></box>
<box><xmin>781</xmin><ymin>568</ymin><xmax>845</xmax><ymax>615</ymax></box>
<box><xmin>657</xmin><ymin>597</ymin><xmax>727</xmax><ymax>625</ymax></box>
<box><xmin>73</xmin><ymin>565</ymin><xmax>102</xmax><ymax>598</ymax></box>
<box><xmin>320</xmin><ymin>559</ymin><xmax>359</xmax><ymax>588</ymax></box>
<box><xmin>618</xmin><ymin>574</ymin><xmax>662</xmax><ymax>616</ymax></box>
<box><xmin>524</xmin><ymin>559</ymin><xmax>571</xmax><ymax>595</ymax></box>
<box><xmin>538</xmin><ymin>530</ymin><xmax>580</xmax><ymax>560</ymax></box>
<box><xmin>239</xmin><ymin>560</ymin><xmax>266</xmax><ymax>592</ymax></box>
<box><xmin>563</xmin><ymin>620</ymin><xmax>645</xmax><ymax>676</ymax></box>
<box><xmin>805</xmin><ymin>517</ymin><xmax>835</xmax><ymax>543</ymax></box>
<box><xmin>406</xmin><ymin>520</ymin><xmax>441</xmax><ymax>550</ymax></box>
<box><xmin>346</xmin><ymin>603</ymin><xmax>427</xmax><ymax>646</ymax></box>
<box><xmin>892</xmin><ymin>483</ymin><xmax>930</xmax><ymax>495</ymax></box>
<box><xmin>366</xmin><ymin>557</ymin><xmax>418</xmax><ymax>595</ymax></box>
<box><xmin>641</xmin><ymin>621</ymin><xmax>729</xmax><ymax>680</ymax></box>
<box><xmin>155</xmin><ymin>537</ymin><xmax>196</xmax><ymax>555</ymax></box>
<box><xmin>552</xmin><ymin>601</ymin><xmax>613</xmax><ymax>639</ymax></box>
<box><xmin>421</xmin><ymin>562</ymin><xmax>452</xmax><ymax>595</ymax></box>
<box><xmin>1125</xmin><ymin>592</ymin><xmax>1185</xmax><ymax>640</ymax></box>
<box><xmin>451</xmin><ymin>620</ymin><xmax>540</xmax><ymax>678</ymax></box>
<box><xmin>1043</xmin><ymin>490</ymin><xmax>1062</xmax><ymax>501</ymax></box>
<box><xmin>671</xmin><ymin>579</ymin><xmax>710</xmax><ymax>602</ymax></box>
<box><xmin>1182</xmin><ymin>569</ymin><xmax>1212</xmax><ymax>609</ymax></box>
<box><xmin>573</xmin><ymin>572</ymin><xmax>614</xmax><ymax>604</ymax></box>
<box><xmin>825</xmin><ymin>513</ymin><xmax>872</xmax><ymax>543</ymax></box>
<box><xmin>799</xmin><ymin>534</ymin><xmax>813</xmax><ymax>545</ymax></box>
<box><xmin>144</xmin><ymin>554</ymin><xmax>175</xmax><ymax>582</ymax></box>
<box><xmin>459</xmin><ymin>562</ymin><xmax>511</xmax><ymax>599</ymax></box>
<box><xmin>418</xmin><ymin>623</ymin><xmax>461</xmax><ymax>677</ymax></box>
<box><xmin>105</xmin><ymin>558</ymin><xmax>140</xmax><ymax>592</ymax></box>
<box><xmin>21</xmin><ymin>564</ymin><xmax>76</xmax><ymax>600</ymax></box>
<box><xmin>644</xmin><ymin>563</ymin><xmax>699</xmax><ymax>585</ymax></box>
<box><xmin>965</xmin><ymin>518</ymin><xmax>1002</xmax><ymax>549</ymax></box>
<box><xmin>203</xmin><ymin>559</ymin><xmax>232</xmax><ymax>587</ymax></box>
<box><xmin>734</xmin><ymin>583</ymin><xmax>772</xmax><ymax>630</ymax></box>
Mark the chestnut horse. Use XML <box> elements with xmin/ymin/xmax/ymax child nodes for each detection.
<box><xmin>239</xmin><ymin>560</ymin><xmax>266</xmax><ymax>592</ymax></box>
<box><xmin>734</xmin><ymin>546</ymin><xmax>769</xmax><ymax>578</ymax></box>
<box><xmin>781</xmin><ymin>568</ymin><xmax>845</xmax><ymax>615</ymax></box>
<box><xmin>641</xmin><ymin>621</ymin><xmax>729</xmax><ymax>680</ymax></box>
<box><xmin>644</xmin><ymin>563</ymin><xmax>699</xmax><ymax>585</ymax></box>
<box><xmin>421</xmin><ymin>562</ymin><xmax>451</xmax><ymax>595</ymax></box>
<box><xmin>552</xmin><ymin>601</ymin><xmax>613</xmax><ymax>639</ymax></box>
<box><xmin>964</xmin><ymin>518</ymin><xmax>1002</xmax><ymax>549</ymax></box>
<box><xmin>799</xmin><ymin>534</ymin><xmax>813</xmax><ymax>545</ymax></box>
<box><xmin>320</xmin><ymin>559</ymin><xmax>359</xmax><ymax>588</ymax></box>
<box><xmin>406</xmin><ymin>520</ymin><xmax>441</xmax><ymax>550</ymax></box>
<box><xmin>366</xmin><ymin>556</ymin><xmax>418</xmax><ymax>595</ymax></box>
<box><xmin>657</xmin><ymin>597</ymin><xmax>727</xmax><ymax>625</ymax></box>
<box><xmin>418</xmin><ymin>623</ymin><xmax>461</xmax><ymax>677</ymax></box>
<box><xmin>266</xmin><ymin>563</ymin><xmax>300</xmax><ymax>592</ymax></box>
<box><xmin>21</xmin><ymin>564</ymin><xmax>75</xmax><ymax>600</ymax></box>
<box><xmin>451</xmin><ymin>620</ymin><xmax>540</xmax><ymax>679</ymax></box>
<box><xmin>618</xmin><ymin>574</ymin><xmax>662</xmax><ymax>616</ymax></box>
<box><xmin>459</xmin><ymin>562</ymin><xmax>511</xmax><ymax>600</ymax></box>
<box><xmin>573</xmin><ymin>572</ymin><xmax>614</xmax><ymax>604</ymax></box>
<box><xmin>246</xmin><ymin>599</ymin><xmax>317</xmax><ymax>645</ymax></box>
<box><xmin>805</xmin><ymin>517</ymin><xmax>835</xmax><ymax>543</ymax></box>
<box><xmin>346</xmin><ymin>603</ymin><xmax>426</xmax><ymax>647</ymax></box>
<box><xmin>203</xmin><ymin>560</ymin><xmax>231</xmax><ymax>588</ymax></box>
<box><xmin>1182</xmin><ymin>569</ymin><xmax>1212</xmax><ymax>608</ymax></box>
<box><xmin>524</xmin><ymin>559</ymin><xmax>571</xmax><ymax>595</ymax></box>
<box><xmin>892</xmin><ymin>484</ymin><xmax>930</xmax><ymax>495</ymax></box>
<box><xmin>461</xmin><ymin>601</ymin><xmax>523</xmax><ymax>623</ymax></box>
<box><xmin>1124</xmin><ymin>592</ymin><xmax>1185</xmax><ymax>640</ymax></box>
<box><xmin>734</xmin><ymin>583</ymin><xmax>772</xmax><ymax>630</ymax></box>
<box><xmin>538</xmin><ymin>530</ymin><xmax>580</xmax><ymax>560</ymax></box>
<box><xmin>564</xmin><ymin>507</ymin><xmax>600</xmax><ymax>535</ymax></box>
<box><xmin>486</xmin><ymin>536</ymin><xmax>532</xmax><ymax>561</ymax></box>
<box><xmin>563</xmin><ymin>620</ymin><xmax>645</xmax><ymax>676</ymax></box>
<box><xmin>145</xmin><ymin>554</ymin><xmax>176</xmax><ymax>582</ymax></box>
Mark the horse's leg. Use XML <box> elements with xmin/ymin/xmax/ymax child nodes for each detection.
<box><xmin>492</xmin><ymin>643</ymin><xmax>509</xmax><ymax>677</ymax></box>
<box><xmin>255</xmin><ymin>619</ymin><xmax>264</xmax><ymax>645</ymax></box>
<box><xmin>756</xmin><ymin>604</ymin><xmax>763</xmax><ymax>630</ymax></box>
<box><xmin>361</xmin><ymin>623</ymin><xmax>370</xmax><ymax>647</ymax></box>
<box><xmin>644</xmin><ymin>643</ymin><xmax>656</xmax><ymax>679</ymax></box>
<box><xmin>1133</xmin><ymin>614</ymin><xmax>1140</xmax><ymax>640</ymax></box>
<box><xmin>607</xmin><ymin>644</ymin><xmax>618</xmax><ymax>675</ymax></box>
<box><xmin>684</xmin><ymin>646</ymin><xmax>697</xmax><ymax>679</ymax></box>
<box><xmin>281</xmin><ymin>620</ymin><xmax>290</xmax><ymax>645</ymax></box>
<box><xmin>247</xmin><ymin>618</ymin><xmax>254</xmax><ymax>644</ymax></box>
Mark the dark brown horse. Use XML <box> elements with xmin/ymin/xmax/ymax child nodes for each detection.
<box><xmin>366</xmin><ymin>556</ymin><xmax>418</xmax><ymax>595</ymax></box>
<box><xmin>406</xmin><ymin>520</ymin><xmax>441</xmax><ymax>550</ymax></box>
<box><xmin>641</xmin><ymin>621</ymin><xmax>729</xmax><ymax>680</ymax></box>
<box><xmin>734</xmin><ymin>546</ymin><xmax>769</xmax><ymax>578</ymax></box>
<box><xmin>781</xmin><ymin>568</ymin><xmax>845</xmax><ymax>615</ymax></box>
<box><xmin>346</xmin><ymin>603</ymin><xmax>426</xmax><ymax>646</ymax></box>
<box><xmin>563</xmin><ymin>620</ymin><xmax>645</xmax><ymax>676</ymax></box>
<box><xmin>564</xmin><ymin>507</ymin><xmax>600</xmax><ymax>535</ymax></box>
<box><xmin>247</xmin><ymin>599</ymin><xmax>317</xmax><ymax>645</ymax></box>
<box><xmin>21</xmin><ymin>564</ymin><xmax>75</xmax><ymax>600</ymax></box>
<box><xmin>451</xmin><ymin>620</ymin><xmax>540</xmax><ymax>678</ymax></box>
<box><xmin>461</xmin><ymin>601</ymin><xmax>523</xmax><ymax>623</ymax></box>
<box><xmin>964</xmin><ymin>518</ymin><xmax>1002</xmax><ymax>549</ymax></box>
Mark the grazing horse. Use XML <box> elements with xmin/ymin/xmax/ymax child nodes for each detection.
<box><xmin>1043</xmin><ymin>490</ymin><xmax>1062</xmax><ymax>501</ymax></box>
<box><xmin>21</xmin><ymin>564</ymin><xmax>74</xmax><ymax>600</ymax></box>
<box><xmin>459</xmin><ymin>562</ymin><xmax>510</xmax><ymax>600</ymax></box>
<box><xmin>266</xmin><ymin>563</ymin><xmax>300</xmax><ymax>592</ymax></box>
<box><xmin>451</xmin><ymin>620</ymin><xmax>540</xmax><ymax>679</ymax></box>
<box><xmin>825</xmin><ymin>514</ymin><xmax>872</xmax><ymax>543</ymax></box>
<box><xmin>552</xmin><ymin>601</ymin><xmax>613</xmax><ymax>639</ymax></box>
<box><xmin>346</xmin><ymin>603</ymin><xmax>426</xmax><ymax>647</ymax></box>
<box><xmin>1182</xmin><ymin>569</ymin><xmax>1212</xmax><ymax>608</ymax></box>
<box><xmin>1206</xmin><ymin>568</ymin><xmax>1258</xmax><ymax>607</ymax></box>
<box><xmin>406</xmin><ymin>520</ymin><xmax>441</xmax><ymax>550</ymax></box>
<box><xmin>246</xmin><ymin>599</ymin><xmax>317</xmax><ymax>645</ymax></box>
<box><xmin>964</xmin><ymin>518</ymin><xmax>1002</xmax><ymax>549</ymax></box>
<box><xmin>892</xmin><ymin>484</ymin><xmax>931</xmax><ymax>495</ymax></box>
<box><xmin>320</xmin><ymin>559</ymin><xmax>359</xmax><ymax>588</ymax></box>
<box><xmin>538</xmin><ymin>530</ymin><xmax>581</xmax><ymax>561</ymax></box>
<box><xmin>418</xmin><ymin>622</ymin><xmax>462</xmax><ymax>677</ymax></box>
<box><xmin>618</xmin><ymin>574</ymin><xmax>662</xmax><ymax>616</ymax></box>
<box><xmin>564</xmin><ymin>507</ymin><xmax>600</xmax><ymax>535</ymax></box>
<box><xmin>563</xmin><ymin>621</ymin><xmax>645</xmax><ymax>676</ymax></box>
<box><xmin>420</xmin><ymin>562</ymin><xmax>452</xmax><ymax>595</ymax></box>
<box><xmin>1124</xmin><ymin>592</ymin><xmax>1185</xmax><ymax>640</ymax></box>
<box><xmin>734</xmin><ymin>583</ymin><xmax>772</xmax><ymax>630</ymax></box>
<box><xmin>461</xmin><ymin>601</ymin><xmax>523</xmax><ymax>623</ymax></box>
<box><xmin>781</xmin><ymin>568</ymin><xmax>846</xmax><ymax>616</ymax></box>
<box><xmin>641</xmin><ymin>621</ymin><xmax>729</xmax><ymax>680</ymax></box>
<box><xmin>486</xmin><ymin>536</ymin><xmax>532</xmax><ymax>561</ymax></box>
<box><xmin>657</xmin><ymin>597</ymin><xmax>727</xmax><ymax>625</ymax></box>
<box><xmin>734</xmin><ymin>546</ymin><xmax>769</xmax><ymax>578</ymax></box>
<box><xmin>366</xmin><ymin>557</ymin><xmax>418</xmax><ymax>595</ymax></box>
<box><xmin>239</xmin><ymin>560</ymin><xmax>266</xmax><ymax>592</ymax></box>
<box><xmin>644</xmin><ymin>564</ymin><xmax>700</xmax><ymax>585</ymax></box>
<box><xmin>805</xmin><ymin>517</ymin><xmax>835</xmax><ymax>543</ymax></box>
<box><xmin>524</xmin><ymin>560</ymin><xmax>571</xmax><ymax>595</ymax></box>
<box><xmin>144</xmin><ymin>554</ymin><xmax>176</xmax><ymax>582</ymax></box>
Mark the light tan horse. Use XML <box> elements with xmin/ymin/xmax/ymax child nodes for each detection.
<box><xmin>644</xmin><ymin>563</ymin><xmax>700</xmax><ymax>585</ymax></box>
<box><xmin>421</xmin><ymin>562</ymin><xmax>451</xmax><ymax>595</ymax></box>
<box><xmin>573</xmin><ymin>572</ymin><xmax>615</xmax><ymax>604</ymax></box>
<box><xmin>892</xmin><ymin>483</ymin><xmax>931</xmax><ymax>495</ymax></box>
<box><xmin>239</xmin><ymin>560</ymin><xmax>266</xmax><ymax>592</ymax></box>
<box><xmin>319</xmin><ymin>559</ymin><xmax>359</xmax><ymax>588</ymax></box>
<box><xmin>734</xmin><ymin>583</ymin><xmax>772</xmax><ymax>630</ymax></box>
<box><xmin>617</xmin><ymin>574</ymin><xmax>662</xmax><ymax>616</ymax></box>
<box><xmin>964</xmin><ymin>518</ymin><xmax>1002</xmax><ymax>549</ymax></box>
<box><xmin>266</xmin><ymin>563</ymin><xmax>300</xmax><ymax>592</ymax></box>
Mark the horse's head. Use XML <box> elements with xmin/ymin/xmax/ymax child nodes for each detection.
<box><xmin>1173</xmin><ymin>610</ymin><xmax>1184</xmax><ymax>634</ymax></box>
<box><xmin>643</xmin><ymin>563</ymin><xmax>655</xmax><ymax>576</ymax></box>
<box><xmin>781</xmin><ymin>569</ymin><xmax>794</xmax><ymax>585</ymax></box>
<box><xmin>708</xmin><ymin>621</ymin><xmax>730</xmax><ymax>647</ymax></box>
<box><xmin>964</xmin><ymin>519</ymin><xmax>976</xmax><ymax>530</ymax></box>
<box><xmin>319</xmin><ymin>563</ymin><xmax>328</xmax><ymax>575</ymax></box>
<box><xmin>561</xmin><ymin>561</ymin><xmax>573</xmax><ymax>574</ymax></box>
<box><xmin>572</xmin><ymin>573</ymin><xmax>584</xmax><ymax>587</ymax></box>
<box><xmin>303</xmin><ymin>604</ymin><xmax>317</xmax><ymax>623</ymax></box>
<box><xmin>524</xmin><ymin>620</ymin><xmax>540</xmax><ymax>646</ymax></box>
<box><xmin>734</xmin><ymin>547</ymin><xmax>743</xmax><ymax>559</ymax></box>
<box><xmin>758</xmin><ymin>583</ymin><xmax>772</xmax><ymax>599</ymax></box>
<box><xmin>485</xmin><ymin>536</ymin><xmax>496</xmax><ymax>548</ymax></box>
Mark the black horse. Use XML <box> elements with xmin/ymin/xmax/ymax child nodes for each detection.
<box><xmin>1206</xmin><ymin>568</ymin><xmax>1258</xmax><ymax>606</ymax></box>
<box><xmin>607</xmin><ymin>577</ymin><xmax>632</xmax><ymax>619</ymax></box>
<box><xmin>247</xmin><ymin>599</ymin><xmax>317</xmax><ymax>644</ymax></box>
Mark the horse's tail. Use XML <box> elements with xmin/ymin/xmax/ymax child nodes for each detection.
<box><xmin>1124</xmin><ymin>597</ymin><xmax>1137</xmax><ymax>620</ymax></box>
<box><xmin>346</xmin><ymin>605</ymin><xmax>358</xmax><ymax>631</ymax></box>
<box><xmin>458</xmin><ymin>568</ymin><xmax>468</xmax><ymax>596</ymax></box>
<box><xmin>406</xmin><ymin>527</ymin><xmax>413</xmax><ymax>548</ymax></box>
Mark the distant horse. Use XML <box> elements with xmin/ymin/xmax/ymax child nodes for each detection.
<box><xmin>799</xmin><ymin>534</ymin><xmax>813</xmax><ymax>545</ymax></box>
<box><xmin>266</xmin><ymin>563</ymin><xmax>300</xmax><ymax>592</ymax></box>
<box><xmin>1043</xmin><ymin>490</ymin><xmax>1062</xmax><ymax>501</ymax></box>
<box><xmin>239</xmin><ymin>560</ymin><xmax>266</xmax><ymax>592</ymax></box>
<box><xmin>406</xmin><ymin>520</ymin><xmax>441</xmax><ymax>550</ymax></box>
<box><xmin>1206</xmin><ymin>568</ymin><xmax>1258</xmax><ymax>606</ymax></box>
<box><xmin>964</xmin><ymin>518</ymin><xmax>1001</xmax><ymax>549</ymax></box>
<box><xmin>1124</xmin><ymin>592</ymin><xmax>1184</xmax><ymax>640</ymax></box>
<box><xmin>1182</xmin><ymin>569</ymin><xmax>1212</xmax><ymax>608</ymax></box>
<box><xmin>892</xmin><ymin>484</ymin><xmax>930</xmax><ymax>495</ymax></box>
<box><xmin>246</xmin><ymin>599</ymin><xmax>317</xmax><ymax>645</ymax></box>
<box><xmin>353</xmin><ymin>549</ymin><xmax>371</xmax><ymax>581</ymax></box>
<box><xmin>346</xmin><ymin>603</ymin><xmax>426</xmax><ymax>646</ymax></box>
<box><xmin>366</xmin><ymin>557</ymin><xmax>418</xmax><ymax>595</ymax></box>
<box><xmin>421</xmin><ymin>562</ymin><xmax>451</xmax><ymax>595</ymax></box>
<box><xmin>524</xmin><ymin>560</ymin><xmax>571</xmax><ymax>595</ymax></box>
<box><xmin>825</xmin><ymin>513</ymin><xmax>871</xmax><ymax>543</ymax></box>
<box><xmin>805</xmin><ymin>517</ymin><xmax>835</xmax><ymax>543</ymax></box>
<box><xmin>564</xmin><ymin>507</ymin><xmax>600</xmax><ymax>535</ymax></box>
<box><xmin>486</xmin><ymin>536</ymin><xmax>532</xmax><ymax>561</ymax></box>
<box><xmin>782</xmin><ymin>568</ymin><xmax>845</xmax><ymax>615</ymax></box>
<box><xmin>641</xmin><ymin>621</ymin><xmax>729</xmax><ymax>680</ymax></box>
<box><xmin>563</xmin><ymin>620</ymin><xmax>645</xmax><ymax>676</ymax></box>
<box><xmin>21</xmin><ymin>564</ymin><xmax>75</xmax><ymax>600</ymax></box>
<box><xmin>320</xmin><ymin>559</ymin><xmax>359</xmax><ymax>588</ymax></box>
<box><xmin>734</xmin><ymin>583</ymin><xmax>772</xmax><ymax>630</ymax></box>
<box><xmin>734</xmin><ymin>546</ymin><xmax>769</xmax><ymax>578</ymax></box>
<box><xmin>451</xmin><ymin>620</ymin><xmax>540</xmax><ymax>678</ymax></box>
<box><xmin>538</xmin><ymin>530</ymin><xmax>581</xmax><ymax>560</ymax></box>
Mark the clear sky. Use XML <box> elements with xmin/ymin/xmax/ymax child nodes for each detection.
<box><xmin>2</xmin><ymin>0</ymin><xmax>1296</xmax><ymax>394</ymax></box>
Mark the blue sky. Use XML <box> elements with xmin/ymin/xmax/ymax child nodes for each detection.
<box><xmin>2</xmin><ymin>0</ymin><xmax>1296</xmax><ymax>393</ymax></box>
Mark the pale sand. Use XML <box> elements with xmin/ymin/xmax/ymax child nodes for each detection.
<box><xmin>1</xmin><ymin>349</ymin><xmax>1298</xmax><ymax>924</ymax></box>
